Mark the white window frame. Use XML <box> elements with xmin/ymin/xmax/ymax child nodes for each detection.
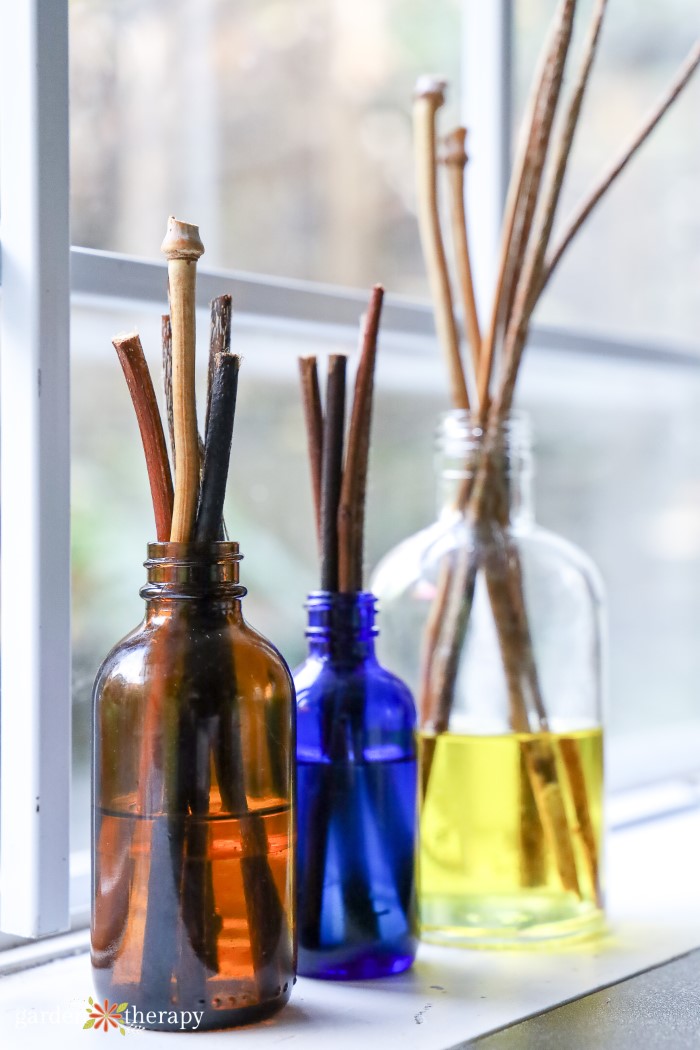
<box><xmin>0</xmin><ymin>0</ymin><xmax>71</xmax><ymax>940</ymax></box>
<box><xmin>1</xmin><ymin>0</ymin><xmax>699</xmax><ymax>944</ymax></box>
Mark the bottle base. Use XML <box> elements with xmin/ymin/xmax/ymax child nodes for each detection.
<box><xmin>298</xmin><ymin>945</ymin><xmax>416</xmax><ymax>980</ymax></box>
<box><xmin>419</xmin><ymin>893</ymin><xmax>606</xmax><ymax>950</ymax></box>
<box><xmin>91</xmin><ymin>970</ymin><xmax>294</xmax><ymax>1032</ymax></box>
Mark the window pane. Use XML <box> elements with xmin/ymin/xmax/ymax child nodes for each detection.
<box><xmin>515</xmin><ymin>0</ymin><xmax>700</xmax><ymax>349</ymax></box>
<box><xmin>69</xmin><ymin>0</ymin><xmax>461</xmax><ymax>294</ymax></box>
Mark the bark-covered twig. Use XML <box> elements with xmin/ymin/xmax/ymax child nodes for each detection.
<box><xmin>113</xmin><ymin>332</ymin><xmax>173</xmax><ymax>541</ymax></box>
<box><xmin>298</xmin><ymin>356</ymin><xmax>324</xmax><ymax>545</ymax></box>
<box><xmin>338</xmin><ymin>286</ymin><xmax>384</xmax><ymax>592</ymax></box>
<box><xmin>320</xmin><ymin>356</ymin><xmax>347</xmax><ymax>591</ymax></box>
<box><xmin>413</xmin><ymin>76</ymin><xmax>469</xmax><ymax>410</ymax></box>
<box><xmin>440</xmin><ymin>128</ymin><xmax>481</xmax><ymax>383</ymax></box>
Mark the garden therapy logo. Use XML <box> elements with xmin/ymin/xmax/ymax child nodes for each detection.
<box><xmin>83</xmin><ymin>996</ymin><xmax>205</xmax><ymax>1033</ymax></box>
<box><xmin>84</xmin><ymin>998</ymin><xmax>127</xmax><ymax>1035</ymax></box>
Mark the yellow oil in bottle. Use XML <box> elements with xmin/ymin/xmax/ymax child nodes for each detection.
<box><xmin>418</xmin><ymin>728</ymin><xmax>605</xmax><ymax>948</ymax></box>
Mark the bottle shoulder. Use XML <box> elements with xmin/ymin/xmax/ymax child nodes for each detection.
<box><xmin>372</xmin><ymin>515</ymin><xmax>604</xmax><ymax>607</ymax></box>
<box><xmin>518</xmin><ymin>523</ymin><xmax>606</xmax><ymax>603</ymax></box>
<box><xmin>93</xmin><ymin>609</ymin><xmax>294</xmax><ymax>702</ymax></box>
<box><xmin>237</xmin><ymin>615</ymin><xmax>295</xmax><ymax>685</ymax></box>
<box><xmin>294</xmin><ymin>654</ymin><xmax>417</xmax><ymax>760</ymax></box>
<box><xmin>293</xmin><ymin>655</ymin><xmax>415</xmax><ymax>715</ymax></box>
<box><xmin>92</xmin><ymin>621</ymin><xmax>147</xmax><ymax>696</ymax></box>
<box><xmin>371</xmin><ymin>516</ymin><xmax>464</xmax><ymax>599</ymax></box>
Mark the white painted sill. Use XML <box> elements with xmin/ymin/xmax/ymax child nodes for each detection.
<box><xmin>1</xmin><ymin>795</ymin><xmax>699</xmax><ymax>1049</ymax></box>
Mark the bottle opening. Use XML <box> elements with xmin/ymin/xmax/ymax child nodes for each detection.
<box><xmin>437</xmin><ymin>409</ymin><xmax>531</xmax><ymax>466</ymax></box>
<box><xmin>143</xmin><ymin>540</ymin><xmax>244</xmax><ymax>595</ymax></box>
<box><xmin>305</xmin><ymin>590</ymin><xmax>378</xmax><ymax>641</ymax></box>
<box><xmin>435</xmin><ymin>410</ymin><xmax>534</xmax><ymax>525</ymax></box>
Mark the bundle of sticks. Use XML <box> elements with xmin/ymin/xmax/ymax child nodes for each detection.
<box><xmin>113</xmin><ymin>218</ymin><xmax>238</xmax><ymax>546</ymax></box>
<box><xmin>103</xmin><ymin>217</ymin><xmax>285</xmax><ymax>1002</ymax></box>
<box><xmin>413</xmin><ymin>2</ymin><xmax>700</xmax><ymax>903</ymax></box>
<box><xmin>298</xmin><ymin>284</ymin><xmax>384</xmax><ymax>589</ymax></box>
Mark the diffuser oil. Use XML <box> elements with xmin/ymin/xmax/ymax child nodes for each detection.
<box><xmin>418</xmin><ymin>727</ymin><xmax>604</xmax><ymax>948</ymax></box>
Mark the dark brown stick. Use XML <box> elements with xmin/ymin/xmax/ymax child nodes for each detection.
<box><xmin>113</xmin><ymin>332</ymin><xmax>173</xmax><ymax>541</ymax></box>
<box><xmin>206</xmin><ymin>295</ymin><xmax>232</xmax><ymax>439</ymax></box>
<box><xmin>161</xmin><ymin>315</ymin><xmax>175</xmax><ymax>470</ymax></box>
<box><xmin>338</xmin><ymin>286</ymin><xmax>384</xmax><ymax>593</ymax></box>
<box><xmin>298</xmin><ymin>356</ymin><xmax>324</xmax><ymax>545</ymax></box>
<box><xmin>320</xmin><ymin>356</ymin><xmax>347</xmax><ymax>591</ymax></box>
<box><xmin>194</xmin><ymin>353</ymin><xmax>240</xmax><ymax>542</ymax></box>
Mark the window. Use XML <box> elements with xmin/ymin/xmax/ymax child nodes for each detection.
<box><xmin>515</xmin><ymin>0</ymin><xmax>700</xmax><ymax>347</ymax></box>
<box><xmin>69</xmin><ymin>0</ymin><xmax>462</xmax><ymax>291</ymax></box>
<box><xmin>2</xmin><ymin>0</ymin><xmax>700</xmax><ymax>942</ymax></box>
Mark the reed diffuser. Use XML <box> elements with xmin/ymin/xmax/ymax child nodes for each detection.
<box><xmin>91</xmin><ymin>218</ymin><xmax>296</xmax><ymax>1030</ymax></box>
<box><xmin>294</xmin><ymin>287</ymin><xmax>418</xmax><ymax>979</ymax></box>
<box><xmin>373</xmin><ymin>4</ymin><xmax>700</xmax><ymax>947</ymax></box>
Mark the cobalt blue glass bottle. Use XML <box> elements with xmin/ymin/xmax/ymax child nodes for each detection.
<box><xmin>294</xmin><ymin>591</ymin><xmax>417</xmax><ymax>980</ymax></box>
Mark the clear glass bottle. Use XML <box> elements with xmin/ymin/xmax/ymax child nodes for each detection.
<box><xmin>371</xmin><ymin>411</ymin><xmax>606</xmax><ymax>948</ymax></box>
<box><xmin>294</xmin><ymin>591</ymin><xmax>418</xmax><ymax>979</ymax></box>
<box><xmin>91</xmin><ymin>541</ymin><xmax>296</xmax><ymax>1030</ymax></box>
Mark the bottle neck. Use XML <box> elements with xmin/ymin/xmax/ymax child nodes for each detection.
<box><xmin>140</xmin><ymin>541</ymin><xmax>247</xmax><ymax>613</ymax></box>
<box><xmin>305</xmin><ymin>591</ymin><xmax>378</xmax><ymax>664</ymax></box>
<box><xmin>436</xmin><ymin>410</ymin><xmax>534</xmax><ymax>528</ymax></box>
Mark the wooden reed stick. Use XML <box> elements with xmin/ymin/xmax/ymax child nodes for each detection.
<box><xmin>441</xmin><ymin>128</ymin><xmax>482</xmax><ymax>380</ymax></box>
<box><xmin>413</xmin><ymin>76</ymin><xmax>470</xmax><ymax>410</ymax></box>
<box><xmin>486</xmin><ymin>0</ymin><xmax>609</xmax><ymax>426</ymax></box>
<box><xmin>478</xmin><ymin>0</ymin><xmax>608</xmax><ymax>429</ymax></box>
<box><xmin>338</xmin><ymin>286</ymin><xmax>384</xmax><ymax>593</ymax></box>
<box><xmin>418</xmin><ymin>555</ymin><xmax>453</xmax><ymax>727</ymax></box>
<box><xmin>527</xmin><ymin>0</ymin><xmax>609</xmax><ymax>292</ymax></box>
<box><xmin>427</xmin><ymin>541</ymin><xmax>479</xmax><ymax>736</ymax></box>
<box><xmin>520</xmin><ymin>737</ymin><xmax>581</xmax><ymax>896</ymax></box>
<box><xmin>113</xmin><ymin>331</ymin><xmax>173</xmax><ymax>541</ymax></box>
<box><xmin>492</xmin><ymin>26</ymin><xmax>699</xmax><ymax>427</ymax></box>
<box><xmin>161</xmin><ymin>216</ymin><xmax>204</xmax><ymax>543</ymax></box>
<box><xmin>298</xmin><ymin>356</ymin><xmax>324</xmax><ymax>544</ymax></box>
<box><xmin>320</xmin><ymin>355</ymin><xmax>347</xmax><ymax>591</ymax></box>
<box><xmin>542</xmin><ymin>36</ymin><xmax>700</xmax><ymax>294</ymax></box>
<box><xmin>161</xmin><ymin>314</ymin><xmax>176</xmax><ymax>471</ymax></box>
<box><xmin>206</xmin><ymin>295</ymin><xmax>232</xmax><ymax>440</ymax></box>
<box><xmin>194</xmin><ymin>353</ymin><xmax>240</xmax><ymax>542</ymax></box>
<box><xmin>476</xmin><ymin>0</ymin><xmax>576</xmax><ymax>411</ymax></box>
<box><xmin>500</xmin><ymin>0</ymin><xmax>576</xmax><ymax>320</ymax></box>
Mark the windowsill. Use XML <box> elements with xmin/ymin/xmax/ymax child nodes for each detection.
<box><xmin>2</xmin><ymin>802</ymin><xmax>699</xmax><ymax>1048</ymax></box>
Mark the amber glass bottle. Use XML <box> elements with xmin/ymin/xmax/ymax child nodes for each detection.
<box><xmin>91</xmin><ymin>542</ymin><xmax>296</xmax><ymax>1031</ymax></box>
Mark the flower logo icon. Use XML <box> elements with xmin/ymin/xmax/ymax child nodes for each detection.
<box><xmin>84</xmin><ymin>997</ymin><xmax>127</xmax><ymax>1035</ymax></box>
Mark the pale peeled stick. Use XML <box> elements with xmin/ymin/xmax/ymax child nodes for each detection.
<box><xmin>161</xmin><ymin>216</ymin><xmax>204</xmax><ymax>542</ymax></box>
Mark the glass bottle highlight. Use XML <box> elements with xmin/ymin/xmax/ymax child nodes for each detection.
<box><xmin>372</xmin><ymin>412</ymin><xmax>606</xmax><ymax>947</ymax></box>
<box><xmin>91</xmin><ymin>542</ymin><xmax>296</xmax><ymax>1029</ymax></box>
<box><xmin>295</xmin><ymin>591</ymin><xmax>417</xmax><ymax>978</ymax></box>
